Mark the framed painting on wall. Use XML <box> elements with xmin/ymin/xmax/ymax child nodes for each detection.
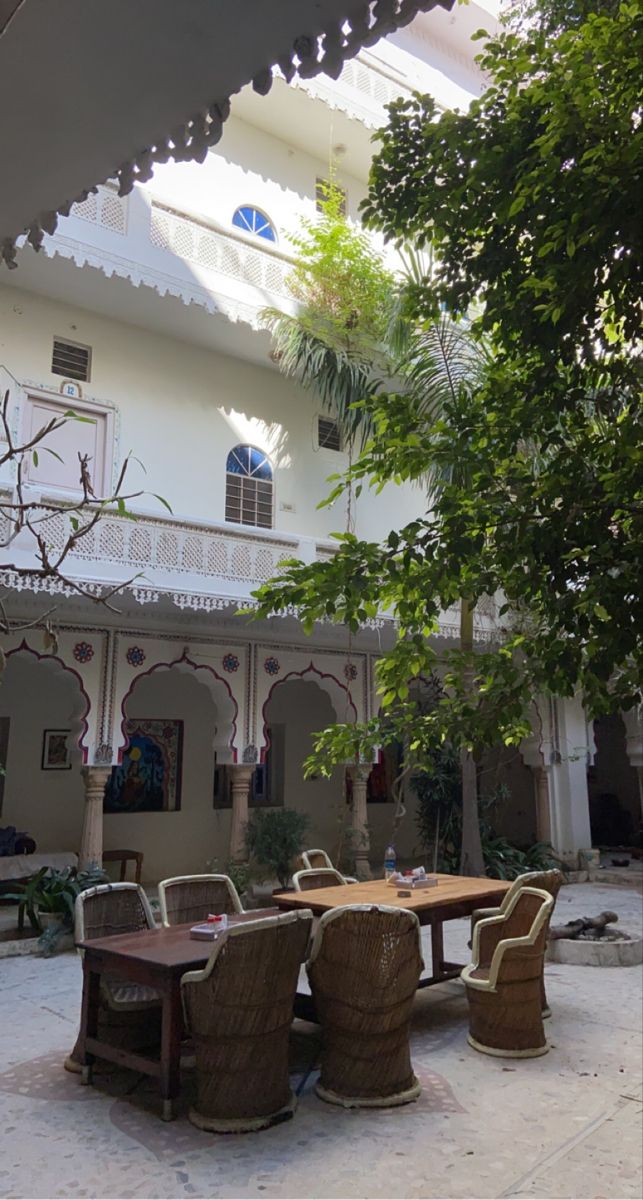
<box><xmin>41</xmin><ymin>729</ymin><xmax>72</xmax><ymax>771</ymax></box>
<box><xmin>104</xmin><ymin>719</ymin><xmax>183</xmax><ymax>813</ymax></box>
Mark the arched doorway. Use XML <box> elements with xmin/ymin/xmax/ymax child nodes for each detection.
<box><xmin>108</xmin><ymin>662</ymin><xmax>237</xmax><ymax>880</ymax></box>
<box><xmin>262</xmin><ymin>676</ymin><xmax>347</xmax><ymax>857</ymax></box>
<box><xmin>0</xmin><ymin>649</ymin><xmax>88</xmax><ymax>853</ymax></box>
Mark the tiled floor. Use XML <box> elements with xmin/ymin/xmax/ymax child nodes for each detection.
<box><xmin>0</xmin><ymin>882</ymin><xmax>641</xmax><ymax>1199</ymax></box>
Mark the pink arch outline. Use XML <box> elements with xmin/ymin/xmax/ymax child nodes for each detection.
<box><xmin>118</xmin><ymin>654</ymin><xmax>239</xmax><ymax>763</ymax></box>
<box><xmin>6</xmin><ymin>640</ymin><xmax>92</xmax><ymax>762</ymax></box>
<box><xmin>260</xmin><ymin>661</ymin><xmax>357</xmax><ymax>762</ymax></box>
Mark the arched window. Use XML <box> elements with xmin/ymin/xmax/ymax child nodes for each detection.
<box><xmin>225</xmin><ymin>445</ymin><xmax>273</xmax><ymax>529</ymax></box>
<box><xmin>231</xmin><ymin>205</ymin><xmax>276</xmax><ymax>242</ymax></box>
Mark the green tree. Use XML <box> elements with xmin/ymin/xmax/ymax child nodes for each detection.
<box><xmin>253</xmin><ymin>0</ymin><xmax>642</xmax><ymax>871</ymax></box>
<box><xmin>264</xmin><ymin>190</ymin><xmax>492</xmax><ymax>872</ymax></box>
<box><xmin>262</xmin><ymin>181</ymin><xmax>395</xmax><ymax>447</ymax></box>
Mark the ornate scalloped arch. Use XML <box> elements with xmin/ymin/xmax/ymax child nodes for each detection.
<box><xmin>5</xmin><ymin>641</ymin><xmax>92</xmax><ymax>762</ymax></box>
<box><xmin>117</xmin><ymin>655</ymin><xmax>239</xmax><ymax>764</ymax></box>
<box><xmin>260</xmin><ymin>661</ymin><xmax>357</xmax><ymax>761</ymax></box>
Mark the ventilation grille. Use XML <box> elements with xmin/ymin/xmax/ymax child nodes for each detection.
<box><xmin>318</xmin><ymin>416</ymin><xmax>342</xmax><ymax>452</ymax></box>
<box><xmin>316</xmin><ymin>178</ymin><xmax>347</xmax><ymax>215</ymax></box>
<box><xmin>51</xmin><ymin>338</ymin><xmax>91</xmax><ymax>382</ymax></box>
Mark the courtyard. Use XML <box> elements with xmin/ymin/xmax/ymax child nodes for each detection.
<box><xmin>0</xmin><ymin>880</ymin><xmax>641</xmax><ymax>1200</ymax></box>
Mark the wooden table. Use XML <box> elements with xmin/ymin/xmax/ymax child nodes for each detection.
<box><xmin>274</xmin><ymin>875</ymin><xmax>511</xmax><ymax>992</ymax></box>
<box><xmin>77</xmin><ymin>910</ymin><xmax>280</xmax><ymax>1120</ymax></box>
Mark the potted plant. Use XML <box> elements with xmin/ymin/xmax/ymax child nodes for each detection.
<box><xmin>6</xmin><ymin>864</ymin><xmax>107</xmax><ymax>953</ymax></box>
<box><xmin>245</xmin><ymin>808</ymin><xmax>309</xmax><ymax>890</ymax></box>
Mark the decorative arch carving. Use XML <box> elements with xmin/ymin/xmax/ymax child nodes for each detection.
<box><xmin>5</xmin><ymin>640</ymin><xmax>92</xmax><ymax>762</ymax></box>
<box><xmin>117</xmin><ymin>654</ymin><xmax>239</xmax><ymax>764</ymax></box>
<box><xmin>259</xmin><ymin>661</ymin><xmax>357</xmax><ymax>762</ymax></box>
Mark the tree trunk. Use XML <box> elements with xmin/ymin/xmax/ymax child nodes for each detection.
<box><xmin>459</xmin><ymin>598</ymin><xmax>485</xmax><ymax>877</ymax></box>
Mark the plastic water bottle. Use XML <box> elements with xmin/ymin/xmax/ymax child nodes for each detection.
<box><xmin>383</xmin><ymin>844</ymin><xmax>396</xmax><ymax>881</ymax></box>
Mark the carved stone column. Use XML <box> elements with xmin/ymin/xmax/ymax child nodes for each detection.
<box><xmin>533</xmin><ymin>766</ymin><xmax>552</xmax><ymax>844</ymax></box>
<box><xmin>229</xmin><ymin>765</ymin><xmax>254</xmax><ymax>862</ymax></box>
<box><xmin>79</xmin><ymin>766</ymin><xmax>110</xmax><ymax>870</ymax></box>
<box><xmin>349</xmin><ymin>764</ymin><xmax>372</xmax><ymax>880</ymax></box>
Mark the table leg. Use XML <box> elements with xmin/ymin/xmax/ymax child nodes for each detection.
<box><xmin>431</xmin><ymin>919</ymin><xmax>445</xmax><ymax>977</ymax></box>
<box><xmin>79</xmin><ymin>961</ymin><xmax>101</xmax><ymax>1085</ymax></box>
<box><xmin>160</xmin><ymin>982</ymin><xmax>182</xmax><ymax>1121</ymax></box>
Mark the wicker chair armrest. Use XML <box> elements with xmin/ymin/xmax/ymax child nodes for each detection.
<box><xmin>472</xmin><ymin>904</ymin><xmax>501</xmax><ymax>926</ymax></box>
<box><xmin>475</xmin><ymin>918</ymin><xmax>506</xmax><ymax>967</ymax></box>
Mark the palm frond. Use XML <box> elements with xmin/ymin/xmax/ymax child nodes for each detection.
<box><xmin>262</xmin><ymin>309</ymin><xmax>388</xmax><ymax>447</ymax></box>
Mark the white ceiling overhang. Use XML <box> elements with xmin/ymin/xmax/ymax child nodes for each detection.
<box><xmin>0</xmin><ymin>0</ymin><xmax>452</xmax><ymax>268</ymax></box>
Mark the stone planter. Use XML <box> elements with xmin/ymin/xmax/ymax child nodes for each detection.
<box><xmin>38</xmin><ymin>911</ymin><xmax>67</xmax><ymax>933</ymax></box>
<box><xmin>547</xmin><ymin>932</ymin><xmax>643</xmax><ymax>968</ymax></box>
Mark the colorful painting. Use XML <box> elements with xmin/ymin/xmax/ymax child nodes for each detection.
<box><xmin>104</xmin><ymin>719</ymin><xmax>183</xmax><ymax>813</ymax></box>
<box><xmin>41</xmin><ymin>729</ymin><xmax>72</xmax><ymax>771</ymax></box>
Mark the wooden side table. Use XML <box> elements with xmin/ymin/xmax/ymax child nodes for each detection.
<box><xmin>102</xmin><ymin>849</ymin><xmax>143</xmax><ymax>884</ymax></box>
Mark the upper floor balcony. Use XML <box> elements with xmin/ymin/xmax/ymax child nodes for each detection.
<box><xmin>0</xmin><ymin>491</ymin><xmax>337</xmax><ymax>614</ymax></box>
<box><xmin>31</xmin><ymin>183</ymin><xmax>299</xmax><ymax>341</ymax></box>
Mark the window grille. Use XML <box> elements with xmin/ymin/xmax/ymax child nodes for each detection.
<box><xmin>225</xmin><ymin>445</ymin><xmax>273</xmax><ymax>529</ymax></box>
<box><xmin>231</xmin><ymin>206</ymin><xmax>277</xmax><ymax>242</ymax></box>
<box><xmin>51</xmin><ymin>338</ymin><xmax>92</xmax><ymax>382</ymax></box>
<box><xmin>317</xmin><ymin>416</ymin><xmax>342</xmax><ymax>452</ymax></box>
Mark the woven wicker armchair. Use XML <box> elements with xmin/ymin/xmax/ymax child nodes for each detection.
<box><xmin>300</xmin><ymin>849</ymin><xmax>357</xmax><ymax>883</ymax></box>
<box><xmin>462</xmin><ymin>886</ymin><xmax>554</xmax><ymax>1059</ymax></box>
<box><xmin>293</xmin><ymin>867</ymin><xmax>347</xmax><ymax>891</ymax></box>
<box><xmin>158</xmin><ymin>874</ymin><xmax>243</xmax><ymax>927</ymax></box>
<box><xmin>64</xmin><ymin>883</ymin><xmax>161</xmax><ymax>1074</ymax></box>
<box><xmin>181</xmin><ymin>909</ymin><xmax>313</xmax><ymax>1132</ymax></box>
<box><xmin>470</xmin><ymin>869</ymin><xmax>563</xmax><ymax>1015</ymax></box>
<box><xmin>307</xmin><ymin>903</ymin><xmax>424</xmax><ymax>1108</ymax></box>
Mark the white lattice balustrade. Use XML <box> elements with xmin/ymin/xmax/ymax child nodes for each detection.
<box><xmin>63</xmin><ymin>509</ymin><xmax>299</xmax><ymax>588</ymax></box>
<box><xmin>70</xmin><ymin>185</ymin><xmax>128</xmax><ymax>235</ymax></box>
<box><xmin>150</xmin><ymin>203</ymin><xmax>293</xmax><ymax>299</ymax></box>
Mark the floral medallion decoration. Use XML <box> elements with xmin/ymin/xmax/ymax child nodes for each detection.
<box><xmin>126</xmin><ymin>646</ymin><xmax>146</xmax><ymax>668</ymax></box>
<box><xmin>344</xmin><ymin>663</ymin><xmax>358</xmax><ymax>681</ymax></box>
<box><xmin>222</xmin><ymin>653</ymin><xmax>240</xmax><ymax>673</ymax></box>
<box><xmin>264</xmin><ymin>656</ymin><xmax>280</xmax><ymax>676</ymax></box>
<box><xmin>73</xmin><ymin>641</ymin><xmax>94</xmax><ymax>664</ymax></box>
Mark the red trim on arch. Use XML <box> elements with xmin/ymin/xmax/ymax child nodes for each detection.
<box><xmin>6</xmin><ymin>640</ymin><xmax>91</xmax><ymax>762</ymax></box>
<box><xmin>260</xmin><ymin>661</ymin><xmax>357</xmax><ymax>762</ymax></box>
<box><xmin>117</xmin><ymin>655</ymin><xmax>239</xmax><ymax>763</ymax></box>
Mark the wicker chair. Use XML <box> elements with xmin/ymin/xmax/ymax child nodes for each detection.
<box><xmin>470</xmin><ymin>869</ymin><xmax>563</xmax><ymax>1015</ymax></box>
<box><xmin>158</xmin><ymin>874</ymin><xmax>243</xmax><ymax>927</ymax></box>
<box><xmin>300</xmin><ymin>849</ymin><xmax>357</xmax><ymax>883</ymax></box>
<box><xmin>462</xmin><ymin>886</ymin><xmax>554</xmax><ymax>1059</ymax></box>
<box><xmin>307</xmin><ymin>903</ymin><xmax>424</xmax><ymax>1107</ymax></box>
<box><xmin>181</xmin><ymin>909</ymin><xmax>313</xmax><ymax>1132</ymax></box>
<box><xmin>293</xmin><ymin>867</ymin><xmax>347</xmax><ymax>891</ymax></box>
<box><xmin>64</xmin><ymin>883</ymin><xmax>161</xmax><ymax>1074</ymax></box>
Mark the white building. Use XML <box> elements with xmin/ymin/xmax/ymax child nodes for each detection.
<box><xmin>0</xmin><ymin>2</ymin><xmax>639</xmax><ymax>883</ymax></box>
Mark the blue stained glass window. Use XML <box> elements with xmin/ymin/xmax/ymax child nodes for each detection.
<box><xmin>226</xmin><ymin>446</ymin><xmax>272</xmax><ymax>480</ymax></box>
<box><xmin>232</xmin><ymin>206</ymin><xmax>277</xmax><ymax>242</ymax></box>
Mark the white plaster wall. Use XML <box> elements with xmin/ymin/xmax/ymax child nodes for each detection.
<box><xmin>104</xmin><ymin>669</ymin><xmax>231</xmax><ymax>883</ymax></box>
<box><xmin>0</xmin><ymin>283</ymin><xmax>422</xmax><ymax>543</ymax></box>
<box><xmin>148</xmin><ymin>114</ymin><xmax>366</xmax><ymax>239</ymax></box>
<box><xmin>0</xmin><ymin>655</ymin><xmax>86</xmax><ymax>851</ymax></box>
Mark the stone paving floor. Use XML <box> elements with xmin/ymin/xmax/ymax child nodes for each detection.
<box><xmin>0</xmin><ymin>881</ymin><xmax>641</xmax><ymax>1200</ymax></box>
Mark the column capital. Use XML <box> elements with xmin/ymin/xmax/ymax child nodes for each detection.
<box><xmin>229</xmin><ymin>764</ymin><xmax>255</xmax><ymax>787</ymax></box>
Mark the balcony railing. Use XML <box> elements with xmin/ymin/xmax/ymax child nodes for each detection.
<box><xmin>149</xmin><ymin>202</ymin><xmax>294</xmax><ymax>299</ymax></box>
